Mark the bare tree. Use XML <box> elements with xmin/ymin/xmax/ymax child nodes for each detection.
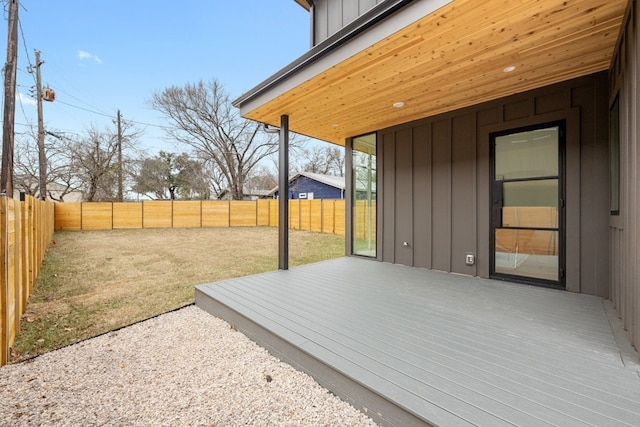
<box><xmin>14</xmin><ymin>127</ymin><xmax>80</xmax><ymax>201</ymax></box>
<box><xmin>13</xmin><ymin>132</ymin><xmax>41</xmax><ymax>197</ymax></box>
<box><xmin>149</xmin><ymin>79</ymin><xmax>302</xmax><ymax>200</ymax></box>
<box><xmin>69</xmin><ymin>122</ymin><xmax>140</xmax><ymax>202</ymax></box>
<box><xmin>201</xmin><ymin>157</ymin><xmax>227</xmax><ymax>198</ymax></box>
<box><xmin>12</xmin><ymin>116</ymin><xmax>140</xmax><ymax>202</ymax></box>
<box><xmin>70</xmin><ymin>126</ymin><xmax>119</xmax><ymax>201</ymax></box>
<box><xmin>244</xmin><ymin>164</ymin><xmax>278</xmax><ymax>193</ymax></box>
<box><xmin>297</xmin><ymin>144</ymin><xmax>345</xmax><ymax>176</ymax></box>
<box><xmin>46</xmin><ymin>135</ymin><xmax>82</xmax><ymax>201</ymax></box>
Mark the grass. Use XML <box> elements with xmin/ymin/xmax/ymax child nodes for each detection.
<box><xmin>10</xmin><ymin>227</ymin><xmax>345</xmax><ymax>363</ymax></box>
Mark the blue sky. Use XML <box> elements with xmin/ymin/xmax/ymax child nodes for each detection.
<box><xmin>14</xmin><ymin>1</ymin><xmax>310</xmax><ymax>154</ymax></box>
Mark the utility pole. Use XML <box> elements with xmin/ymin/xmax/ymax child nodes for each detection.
<box><xmin>116</xmin><ymin>109</ymin><xmax>123</xmax><ymax>202</ymax></box>
<box><xmin>0</xmin><ymin>0</ymin><xmax>19</xmax><ymax>196</ymax></box>
<box><xmin>34</xmin><ymin>50</ymin><xmax>47</xmax><ymax>200</ymax></box>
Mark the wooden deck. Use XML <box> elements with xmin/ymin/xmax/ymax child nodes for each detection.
<box><xmin>195</xmin><ymin>257</ymin><xmax>640</xmax><ymax>427</ymax></box>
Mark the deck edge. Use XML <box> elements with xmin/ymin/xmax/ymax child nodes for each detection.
<box><xmin>195</xmin><ymin>285</ymin><xmax>436</xmax><ymax>427</ymax></box>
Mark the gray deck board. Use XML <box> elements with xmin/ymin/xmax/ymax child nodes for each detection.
<box><xmin>196</xmin><ymin>257</ymin><xmax>640</xmax><ymax>427</ymax></box>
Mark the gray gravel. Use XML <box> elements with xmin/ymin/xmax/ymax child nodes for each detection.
<box><xmin>0</xmin><ymin>305</ymin><xmax>377</xmax><ymax>427</ymax></box>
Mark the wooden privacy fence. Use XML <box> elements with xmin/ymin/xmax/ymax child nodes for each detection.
<box><xmin>1</xmin><ymin>195</ymin><xmax>55</xmax><ymax>366</ymax></box>
<box><xmin>55</xmin><ymin>199</ymin><xmax>346</xmax><ymax>236</ymax></box>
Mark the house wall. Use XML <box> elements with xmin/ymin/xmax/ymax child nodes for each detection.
<box><xmin>608</xmin><ymin>0</ymin><xmax>640</xmax><ymax>350</ymax></box>
<box><xmin>312</xmin><ymin>0</ymin><xmax>383</xmax><ymax>44</ymax></box>
<box><xmin>289</xmin><ymin>176</ymin><xmax>344</xmax><ymax>199</ymax></box>
<box><xmin>275</xmin><ymin>176</ymin><xmax>344</xmax><ymax>199</ymax></box>
<box><xmin>377</xmin><ymin>72</ymin><xmax>610</xmax><ymax>296</ymax></box>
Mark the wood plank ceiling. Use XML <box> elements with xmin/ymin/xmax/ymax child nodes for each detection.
<box><xmin>242</xmin><ymin>0</ymin><xmax>628</xmax><ymax>145</ymax></box>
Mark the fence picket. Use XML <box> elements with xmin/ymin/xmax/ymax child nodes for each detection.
<box><xmin>1</xmin><ymin>195</ymin><xmax>54</xmax><ymax>366</ymax></box>
<box><xmin>54</xmin><ymin>200</ymin><xmax>346</xmax><ymax>236</ymax></box>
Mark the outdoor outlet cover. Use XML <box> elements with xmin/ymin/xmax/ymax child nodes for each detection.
<box><xmin>465</xmin><ymin>254</ymin><xmax>475</xmax><ymax>265</ymax></box>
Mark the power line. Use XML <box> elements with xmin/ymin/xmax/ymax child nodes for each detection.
<box><xmin>17</xmin><ymin>16</ymin><xmax>33</xmax><ymax>74</ymax></box>
<box><xmin>124</xmin><ymin>117</ymin><xmax>174</xmax><ymax>131</ymax></box>
<box><xmin>10</xmin><ymin>12</ymin><xmax>172</xmax><ymax>138</ymax></box>
<box><xmin>43</xmin><ymin>60</ymin><xmax>112</xmax><ymax>116</ymax></box>
<box><xmin>55</xmin><ymin>99</ymin><xmax>116</xmax><ymax>118</ymax></box>
<box><xmin>52</xmin><ymin>86</ymin><xmax>111</xmax><ymax>115</ymax></box>
<box><xmin>52</xmin><ymin>98</ymin><xmax>174</xmax><ymax>131</ymax></box>
<box><xmin>16</xmin><ymin>87</ymin><xmax>29</xmax><ymax>123</ymax></box>
<box><xmin>7</xmin><ymin>18</ymin><xmax>176</xmax><ymax>144</ymax></box>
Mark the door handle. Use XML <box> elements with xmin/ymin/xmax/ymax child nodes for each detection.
<box><xmin>492</xmin><ymin>180</ymin><xmax>504</xmax><ymax>228</ymax></box>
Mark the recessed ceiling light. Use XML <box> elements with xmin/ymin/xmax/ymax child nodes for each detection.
<box><xmin>393</xmin><ymin>101</ymin><xmax>405</xmax><ymax>108</ymax></box>
<box><xmin>503</xmin><ymin>65</ymin><xmax>516</xmax><ymax>73</ymax></box>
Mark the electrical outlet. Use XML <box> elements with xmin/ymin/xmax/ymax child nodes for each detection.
<box><xmin>465</xmin><ymin>254</ymin><xmax>475</xmax><ymax>265</ymax></box>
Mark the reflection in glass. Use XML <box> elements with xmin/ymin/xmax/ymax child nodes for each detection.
<box><xmin>352</xmin><ymin>134</ymin><xmax>376</xmax><ymax>257</ymax></box>
<box><xmin>495</xmin><ymin>229</ymin><xmax>558</xmax><ymax>281</ymax></box>
<box><xmin>495</xmin><ymin>128</ymin><xmax>558</xmax><ymax>180</ymax></box>
<box><xmin>493</xmin><ymin>125</ymin><xmax>560</xmax><ymax>283</ymax></box>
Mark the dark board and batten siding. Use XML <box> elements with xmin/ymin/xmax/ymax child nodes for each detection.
<box><xmin>608</xmin><ymin>0</ymin><xmax>640</xmax><ymax>350</ymax></box>
<box><xmin>312</xmin><ymin>0</ymin><xmax>383</xmax><ymax>45</ymax></box>
<box><xmin>379</xmin><ymin>71</ymin><xmax>610</xmax><ymax>297</ymax></box>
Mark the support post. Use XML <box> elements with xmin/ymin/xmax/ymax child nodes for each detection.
<box><xmin>278</xmin><ymin>115</ymin><xmax>289</xmax><ymax>270</ymax></box>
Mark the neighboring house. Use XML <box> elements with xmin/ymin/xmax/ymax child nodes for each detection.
<box><xmin>233</xmin><ymin>0</ymin><xmax>640</xmax><ymax>351</ymax></box>
<box><xmin>46</xmin><ymin>182</ymin><xmax>83</xmax><ymax>202</ymax></box>
<box><xmin>217</xmin><ymin>188</ymin><xmax>271</xmax><ymax>201</ymax></box>
<box><xmin>269</xmin><ymin>172</ymin><xmax>345</xmax><ymax>199</ymax></box>
<box><xmin>13</xmin><ymin>175</ymin><xmax>83</xmax><ymax>202</ymax></box>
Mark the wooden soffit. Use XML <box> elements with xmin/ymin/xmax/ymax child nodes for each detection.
<box><xmin>240</xmin><ymin>0</ymin><xmax>627</xmax><ymax>145</ymax></box>
<box><xmin>293</xmin><ymin>0</ymin><xmax>311</xmax><ymax>11</ymax></box>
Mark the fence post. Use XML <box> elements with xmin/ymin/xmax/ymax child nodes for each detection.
<box><xmin>1</xmin><ymin>196</ymin><xmax>8</xmax><ymax>365</ymax></box>
<box><xmin>13</xmin><ymin>199</ymin><xmax>22</xmax><ymax>335</ymax></box>
<box><xmin>333</xmin><ymin>200</ymin><xmax>337</xmax><ymax>234</ymax></box>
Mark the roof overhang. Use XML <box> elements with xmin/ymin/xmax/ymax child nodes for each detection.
<box><xmin>237</xmin><ymin>0</ymin><xmax>627</xmax><ymax>145</ymax></box>
<box><xmin>293</xmin><ymin>0</ymin><xmax>311</xmax><ymax>11</ymax></box>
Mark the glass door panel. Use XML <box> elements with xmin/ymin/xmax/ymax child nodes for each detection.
<box><xmin>492</xmin><ymin>125</ymin><xmax>563</xmax><ymax>286</ymax></box>
<box><xmin>352</xmin><ymin>134</ymin><xmax>376</xmax><ymax>257</ymax></box>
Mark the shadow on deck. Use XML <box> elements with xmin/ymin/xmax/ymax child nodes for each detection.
<box><xmin>195</xmin><ymin>257</ymin><xmax>640</xmax><ymax>426</ymax></box>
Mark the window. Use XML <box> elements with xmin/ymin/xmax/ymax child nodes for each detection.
<box><xmin>610</xmin><ymin>95</ymin><xmax>620</xmax><ymax>215</ymax></box>
<box><xmin>352</xmin><ymin>134</ymin><xmax>376</xmax><ymax>257</ymax></box>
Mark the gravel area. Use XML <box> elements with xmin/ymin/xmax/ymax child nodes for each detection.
<box><xmin>0</xmin><ymin>305</ymin><xmax>377</xmax><ymax>427</ymax></box>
